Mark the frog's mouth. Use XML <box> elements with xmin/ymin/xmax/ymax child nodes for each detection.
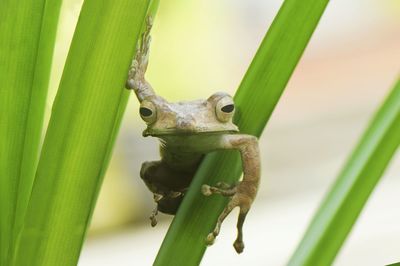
<box><xmin>142</xmin><ymin>128</ymin><xmax>238</xmax><ymax>137</ymax></box>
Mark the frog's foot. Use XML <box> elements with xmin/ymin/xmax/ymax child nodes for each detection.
<box><xmin>149</xmin><ymin>190</ymin><xmax>184</xmax><ymax>226</ymax></box>
<box><xmin>149</xmin><ymin>193</ymin><xmax>163</xmax><ymax>227</ymax></box>
<box><xmin>202</xmin><ymin>182</ymin><xmax>252</xmax><ymax>254</ymax></box>
<box><xmin>149</xmin><ymin>205</ymin><xmax>158</xmax><ymax>227</ymax></box>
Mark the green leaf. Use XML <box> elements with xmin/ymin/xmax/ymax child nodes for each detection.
<box><xmin>13</xmin><ymin>0</ymin><xmax>151</xmax><ymax>265</ymax></box>
<box><xmin>11</xmin><ymin>0</ymin><xmax>63</xmax><ymax>260</ymax></box>
<box><xmin>288</xmin><ymin>79</ymin><xmax>400</xmax><ymax>266</ymax></box>
<box><xmin>0</xmin><ymin>0</ymin><xmax>61</xmax><ymax>264</ymax></box>
<box><xmin>154</xmin><ymin>0</ymin><xmax>329</xmax><ymax>265</ymax></box>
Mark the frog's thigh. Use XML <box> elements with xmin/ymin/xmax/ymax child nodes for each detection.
<box><xmin>140</xmin><ymin>160</ymin><xmax>192</xmax><ymax>194</ymax></box>
<box><xmin>140</xmin><ymin>161</ymin><xmax>188</xmax><ymax>215</ymax></box>
<box><xmin>140</xmin><ymin>160</ymin><xmax>171</xmax><ymax>194</ymax></box>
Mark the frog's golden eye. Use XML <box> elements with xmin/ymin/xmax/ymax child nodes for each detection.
<box><xmin>216</xmin><ymin>96</ymin><xmax>235</xmax><ymax>122</ymax></box>
<box><xmin>139</xmin><ymin>100</ymin><xmax>157</xmax><ymax>124</ymax></box>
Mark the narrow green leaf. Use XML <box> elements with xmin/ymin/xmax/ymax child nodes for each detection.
<box><xmin>288</xmin><ymin>79</ymin><xmax>400</xmax><ymax>266</ymax></box>
<box><xmin>154</xmin><ymin>0</ymin><xmax>329</xmax><ymax>265</ymax></box>
<box><xmin>14</xmin><ymin>0</ymin><xmax>151</xmax><ymax>265</ymax></box>
<box><xmin>0</xmin><ymin>0</ymin><xmax>60</xmax><ymax>264</ymax></box>
<box><xmin>11</xmin><ymin>0</ymin><xmax>63</xmax><ymax>260</ymax></box>
<box><xmin>148</xmin><ymin>0</ymin><xmax>160</xmax><ymax>17</ymax></box>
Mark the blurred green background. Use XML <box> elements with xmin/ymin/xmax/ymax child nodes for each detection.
<box><xmin>45</xmin><ymin>0</ymin><xmax>399</xmax><ymax>265</ymax></box>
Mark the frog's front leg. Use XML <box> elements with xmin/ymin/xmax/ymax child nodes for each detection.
<box><xmin>126</xmin><ymin>16</ymin><xmax>155</xmax><ymax>101</ymax></box>
<box><xmin>202</xmin><ymin>134</ymin><xmax>260</xmax><ymax>254</ymax></box>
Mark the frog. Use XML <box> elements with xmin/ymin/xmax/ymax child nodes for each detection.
<box><xmin>125</xmin><ymin>17</ymin><xmax>260</xmax><ymax>254</ymax></box>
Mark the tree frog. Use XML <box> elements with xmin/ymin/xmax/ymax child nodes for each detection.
<box><xmin>126</xmin><ymin>17</ymin><xmax>260</xmax><ymax>254</ymax></box>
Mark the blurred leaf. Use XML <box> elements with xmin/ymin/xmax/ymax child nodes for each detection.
<box><xmin>13</xmin><ymin>0</ymin><xmax>151</xmax><ymax>265</ymax></box>
<box><xmin>288</xmin><ymin>79</ymin><xmax>400</xmax><ymax>266</ymax></box>
<box><xmin>154</xmin><ymin>0</ymin><xmax>329</xmax><ymax>265</ymax></box>
<box><xmin>0</xmin><ymin>0</ymin><xmax>61</xmax><ymax>263</ymax></box>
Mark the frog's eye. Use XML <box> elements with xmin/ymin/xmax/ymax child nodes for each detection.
<box><xmin>139</xmin><ymin>100</ymin><xmax>157</xmax><ymax>124</ymax></box>
<box><xmin>216</xmin><ymin>96</ymin><xmax>235</xmax><ymax>122</ymax></box>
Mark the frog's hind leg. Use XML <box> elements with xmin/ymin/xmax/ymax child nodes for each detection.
<box><xmin>140</xmin><ymin>160</ymin><xmax>193</xmax><ymax>226</ymax></box>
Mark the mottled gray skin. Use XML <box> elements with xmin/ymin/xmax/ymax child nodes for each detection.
<box><xmin>126</xmin><ymin>17</ymin><xmax>260</xmax><ymax>254</ymax></box>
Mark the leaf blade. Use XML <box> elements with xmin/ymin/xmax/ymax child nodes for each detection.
<box><xmin>154</xmin><ymin>0</ymin><xmax>329</xmax><ymax>265</ymax></box>
<box><xmin>14</xmin><ymin>0</ymin><xmax>151</xmax><ymax>265</ymax></box>
<box><xmin>11</xmin><ymin>0</ymin><xmax>63</xmax><ymax>261</ymax></box>
<box><xmin>288</xmin><ymin>79</ymin><xmax>400</xmax><ymax>265</ymax></box>
<box><xmin>0</xmin><ymin>0</ymin><xmax>61</xmax><ymax>263</ymax></box>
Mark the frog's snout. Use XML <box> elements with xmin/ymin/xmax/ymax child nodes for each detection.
<box><xmin>176</xmin><ymin>115</ymin><xmax>195</xmax><ymax>131</ymax></box>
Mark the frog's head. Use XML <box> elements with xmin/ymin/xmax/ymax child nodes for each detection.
<box><xmin>138</xmin><ymin>92</ymin><xmax>239</xmax><ymax>136</ymax></box>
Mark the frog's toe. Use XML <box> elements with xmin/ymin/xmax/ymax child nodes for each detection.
<box><xmin>149</xmin><ymin>206</ymin><xmax>158</xmax><ymax>227</ymax></box>
<box><xmin>168</xmin><ymin>191</ymin><xmax>182</xmax><ymax>198</ymax></box>
<box><xmin>206</xmin><ymin>233</ymin><xmax>216</xmax><ymax>245</ymax></box>
<box><xmin>201</xmin><ymin>184</ymin><xmax>212</xmax><ymax>196</ymax></box>
<box><xmin>150</xmin><ymin>216</ymin><xmax>157</xmax><ymax>227</ymax></box>
<box><xmin>233</xmin><ymin>239</ymin><xmax>244</xmax><ymax>254</ymax></box>
<box><xmin>201</xmin><ymin>183</ymin><xmax>236</xmax><ymax>197</ymax></box>
<box><xmin>215</xmin><ymin>181</ymin><xmax>232</xmax><ymax>189</ymax></box>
